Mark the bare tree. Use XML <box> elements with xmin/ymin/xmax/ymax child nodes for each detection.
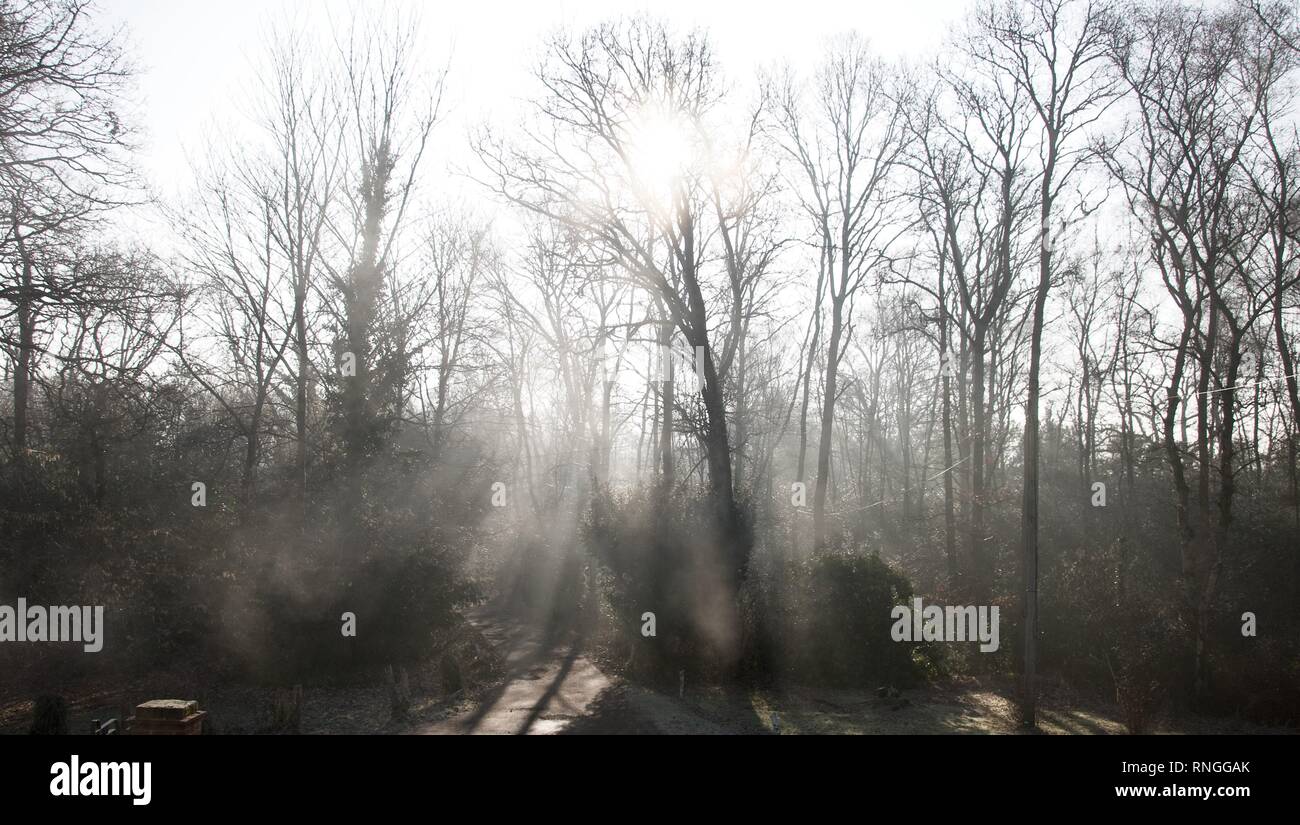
<box><xmin>771</xmin><ymin>35</ymin><xmax>911</xmax><ymax>551</ymax></box>
<box><xmin>477</xmin><ymin>20</ymin><xmax>782</xmax><ymax>661</ymax></box>
<box><xmin>260</xmin><ymin>25</ymin><xmax>343</xmax><ymax>513</ymax></box>
<box><xmin>906</xmin><ymin>49</ymin><xmax>1035</xmax><ymax>601</ymax></box>
<box><xmin>1107</xmin><ymin>1</ymin><xmax>1274</xmax><ymax>702</ymax></box>
<box><xmin>419</xmin><ymin>208</ymin><xmax>492</xmax><ymax>464</ymax></box>
<box><xmin>973</xmin><ymin>0</ymin><xmax>1120</xmax><ymax>725</ymax></box>
<box><xmin>171</xmin><ymin>152</ymin><xmax>296</xmax><ymax>505</ymax></box>
<box><xmin>0</xmin><ymin>0</ymin><xmax>136</xmax><ymax>467</ymax></box>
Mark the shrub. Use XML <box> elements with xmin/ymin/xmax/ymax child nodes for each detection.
<box><xmin>746</xmin><ymin>550</ymin><xmax>929</xmax><ymax>687</ymax></box>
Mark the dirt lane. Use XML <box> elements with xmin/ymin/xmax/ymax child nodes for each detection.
<box><xmin>412</xmin><ymin>612</ymin><xmax>725</xmax><ymax>735</ymax></box>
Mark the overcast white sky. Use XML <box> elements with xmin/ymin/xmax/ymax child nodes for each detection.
<box><xmin>97</xmin><ymin>0</ymin><xmax>972</xmax><ymax>204</ymax></box>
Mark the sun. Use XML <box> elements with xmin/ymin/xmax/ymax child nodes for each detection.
<box><xmin>625</xmin><ymin>105</ymin><xmax>695</xmax><ymax>204</ymax></box>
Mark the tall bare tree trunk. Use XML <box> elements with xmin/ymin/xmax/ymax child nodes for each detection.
<box><xmin>11</xmin><ymin>228</ymin><xmax>34</xmax><ymax>470</ymax></box>
<box><xmin>294</xmin><ymin>273</ymin><xmax>309</xmax><ymax>520</ymax></box>
<box><xmin>813</xmin><ymin>293</ymin><xmax>845</xmax><ymax>552</ymax></box>
<box><xmin>969</xmin><ymin>326</ymin><xmax>988</xmax><ymax>601</ymax></box>
<box><xmin>1020</xmin><ymin>175</ymin><xmax>1054</xmax><ymax>727</ymax></box>
<box><xmin>658</xmin><ymin>314</ymin><xmax>674</xmax><ymax>496</ymax></box>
